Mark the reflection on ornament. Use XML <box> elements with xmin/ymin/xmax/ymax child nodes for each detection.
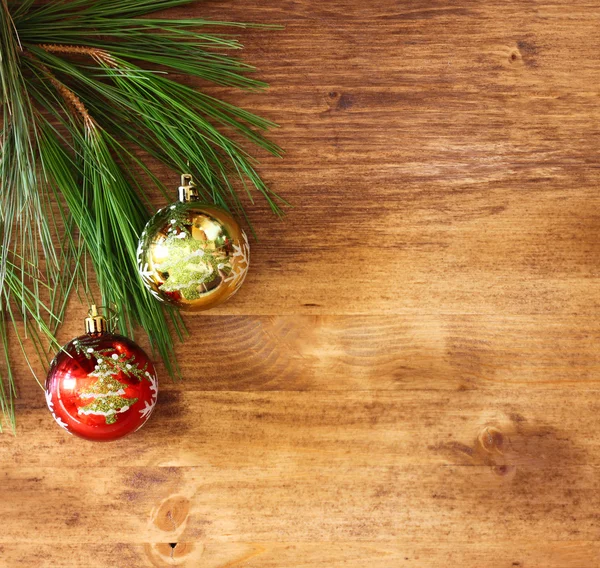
<box><xmin>62</xmin><ymin>378</ymin><xmax>77</xmax><ymax>391</ymax></box>
<box><xmin>137</xmin><ymin>174</ymin><xmax>250</xmax><ymax>311</ymax></box>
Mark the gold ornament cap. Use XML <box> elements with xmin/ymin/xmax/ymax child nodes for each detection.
<box><xmin>85</xmin><ymin>305</ymin><xmax>107</xmax><ymax>335</ymax></box>
<box><xmin>178</xmin><ymin>173</ymin><xmax>199</xmax><ymax>203</ymax></box>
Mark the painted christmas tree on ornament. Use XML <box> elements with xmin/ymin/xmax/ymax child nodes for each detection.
<box><xmin>154</xmin><ymin>232</ymin><xmax>233</xmax><ymax>301</ymax></box>
<box><xmin>77</xmin><ymin>347</ymin><xmax>146</xmax><ymax>424</ymax></box>
<box><xmin>45</xmin><ymin>307</ymin><xmax>158</xmax><ymax>441</ymax></box>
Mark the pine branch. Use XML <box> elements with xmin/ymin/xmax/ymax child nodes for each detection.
<box><xmin>0</xmin><ymin>0</ymin><xmax>282</xmax><ymax>431</ymax></box>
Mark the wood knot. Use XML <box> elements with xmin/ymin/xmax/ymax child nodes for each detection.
<box><xmin>145</xmin><ymin>542</ymin><xmax>203</xmax><ymax>566</ymax></box>
<box><xmin>478</xmin><ymin>426</ymin><xmax>505</xmax><ymax>455</ymax></box>
<box><xmin>326</xmin><ymin>91</ymin><xmax>354</xmax><ymax>111</ymax></box>
<box><xmin>153</xmin><ymin>495</ymin><xmax>190</xmax><ymax>533</ymax></box>
<box><xmin>493</xmin><ymin>464</ymin><xmax>516</xmax><ymax>477</ymax></box>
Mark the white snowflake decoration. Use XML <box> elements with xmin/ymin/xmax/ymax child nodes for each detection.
<box><xmin>139</xmin><ymin>400</ymin><xmax>155</xmax><ymax>421</ymax></box>
<box><xmin>139</xmin><ymin>370</ymin><xmax>158</xmax><ymax>421</ymax></box>
<box><xmin>45</xmin><ymin>389</ymin><xmax>71</xmax><ymax>433</ymax></box>
<box><xmin>223</xmin><ymin>230</ymin><xmax>250</xmax><ymax>288</ymax></box>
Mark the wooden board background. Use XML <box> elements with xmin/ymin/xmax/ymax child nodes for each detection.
<box><xmin>2</xmin><ymin>0</ymin><xmax>600</xmax><ymax>566</ymax></box>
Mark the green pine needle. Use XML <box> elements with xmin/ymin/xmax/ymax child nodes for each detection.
<box><xmin>0</xmin><ymin>0</ymin><xmax>283</xmax><ymax>432</ymax></box>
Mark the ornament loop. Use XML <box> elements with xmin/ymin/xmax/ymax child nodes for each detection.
<box><xmin>84</xmin><ymin>304</ymin><xmax>108</xmax><ymax>335</ymax></box>
<box><xmin>178</xmin><ymin>173</ymin><xmax>199</xmax><ymax>203</ymax></box>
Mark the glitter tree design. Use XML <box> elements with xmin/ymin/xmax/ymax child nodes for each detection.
<box><xmin>76</xmin><ymin>345</ymin><xmax>149</xmax><ymax>424</ymax></box>
<box><xmin>155</xmin><ymin>223</ymin><xmax>232</xmax><ymax>300</ymax></box>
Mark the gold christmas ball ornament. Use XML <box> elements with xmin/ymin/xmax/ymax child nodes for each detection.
<box><xmin>137</xmin><ymin>174</ymin><xmax>250</xmax><ymax>311</ymax></box>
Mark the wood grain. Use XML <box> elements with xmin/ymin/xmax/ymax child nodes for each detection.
<box><xmin>2</xmin><ymin>0</ymin><xmax>600</xmax><ymax>566</ymax></box>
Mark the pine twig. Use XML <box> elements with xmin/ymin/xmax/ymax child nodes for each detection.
<box><xmin>24</xmin><ymin>51</ymin><xmax>96</xmax><ymax>130</ymax></box>
<box><xmin>38</xmin><ymin>43</ymin><xmax>117</xmax><ymax>67</ymax></box>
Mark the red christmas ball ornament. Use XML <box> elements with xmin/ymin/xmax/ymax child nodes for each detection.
<box><xmin>45</xmin><ymin>306</ymin><xmax>158</xmax><ymax>441</ymax></box>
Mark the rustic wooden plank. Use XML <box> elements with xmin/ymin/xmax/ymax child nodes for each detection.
<box><xmin>7</xmin><ymin>314</ymin><xmax>600</xmax><ymax>395</ymax></box>
<box><xmin>3</xmin><ymin>541</ymin><xmax>600</xmax><ymax>568</ymax></box>
<box><xmin>1</xmin><ymin>462</ymin><xmax>598</xmax><ymax>542</ymax></box>
<box><xmin>2</xmin><ymin>389</ymin><xmax>599</xmax><ymax>467</ymax></box>
<box><xmin>172</xmin><ymin>314</ymin><xmax>600</xmax><ymax>390</ymax></box>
